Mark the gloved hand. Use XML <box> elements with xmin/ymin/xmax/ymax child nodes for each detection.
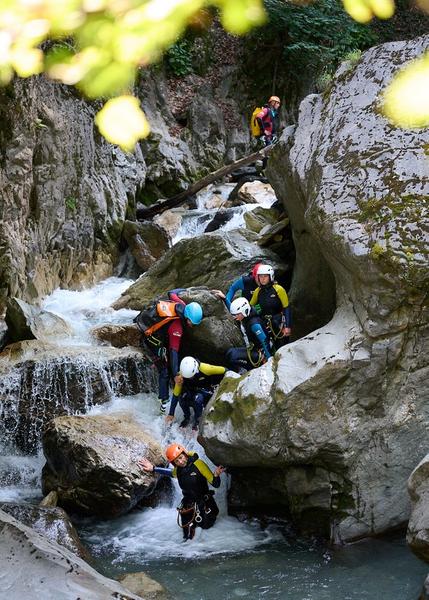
<box><xmin>260</xmin><ymin>135</ymin><xmax>266</xmax><ymax>144</ymax></box>
<box><xmin>271</xmin><ymin>134</ymin><xmax>278</xmax><ymax>143</ymax></box>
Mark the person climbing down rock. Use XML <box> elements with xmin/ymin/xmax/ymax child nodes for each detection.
<box><xmin>135</xmin><ymin>293</ymin><xmax>203</xmax><ymax>415</ymax></box>
<box><xmin>214</xmin><ymin>263</ymin><xmax>262</xmax><ymax>308</ymax></box>
<box><xmin>139</xmin><ymin>444</ymin><xmax>225</xmax><ymax>541</ymax></box>
<box><xmin>226</xmin><ymin>297</ymin><xmax>273</xmax><ymax>373</ymax></box>
<box><xmin>165</xmin><ymin>356</ymin><xmax>226</xmax><ymax>431</ymax></box>
<box><xmin>250</xmin><ymin>264</ymin><xmax>291</xmax><ymax>350</ymax></box>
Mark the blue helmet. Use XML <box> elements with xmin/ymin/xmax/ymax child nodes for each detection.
<box><xmin>183</xmin><ymin>302</ymin><xmax>203</xmax><ymax>325</ymax></box>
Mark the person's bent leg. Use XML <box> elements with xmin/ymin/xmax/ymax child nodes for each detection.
<box><xmin>199</xmin><ymin>493</ymin><xmax>219</xmax><ymax>530</ymax></box>
<box><xmin>226</xmin><ymin>347</ymin><xmax>251</xmax><ymax>373</ymax></box>
<box><xmin>191</xmin><ymin>392</ymin><xmax>206</xmax><ymax>430</ymax></box>
<box><xmin>178</xmin><ymin>392</ymin><xmax>192</xmax><ymax>427</ymax></box>
<box><xmin>158</xmin><ymin>363</ymin><xmax>170</xmax><ymax>414</ymax></box>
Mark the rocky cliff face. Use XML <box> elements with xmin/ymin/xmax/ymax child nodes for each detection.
<box><xmin>0</xmin><ymin>67</ymin><xmax>250</xmax><ymax>317</ymax></box>
<box><xmin>201</xmin><ymin>35</ymin><xmax>429</xmax><ymax>543</ymax></box>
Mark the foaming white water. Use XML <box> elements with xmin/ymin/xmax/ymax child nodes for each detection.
<box><xmin>0</xmin><ymin>451</ymin><xmax>44</xmax><ymax>502</ymax></box>
<box><xmin>42</xmin><ymin>277</ymin><xmax>138</xmax><ymax>344</ymax></box>
<box><xmin>173</xmin><ymin>182</ymin><xmax>276</xmax><ymax>243</ymax></box>
<box><xmin>85</xmin><ymin>393</ymin><xmax>281</xmax><ymax>561</ymax></box>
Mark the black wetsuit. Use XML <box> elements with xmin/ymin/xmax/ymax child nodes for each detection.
<box><xmin>154</xmin><ymin>452</ymin><xmax>220</xmax><ymax>540</ymax></box>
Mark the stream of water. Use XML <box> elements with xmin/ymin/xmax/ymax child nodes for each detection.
<box><xmin>0</xmin><ymin>184</ymin><xmax>427</xmax><ymax>598</ymax></box>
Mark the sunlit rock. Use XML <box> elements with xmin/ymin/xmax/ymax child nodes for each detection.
<box><xmin>201</xmin><ymin>35</ymin><xmax>429</xmax><ymax>543</ymax></box>
<box><xmin>0</xmin><ymin>509</ymin><xmax>144</xmax><ymax>599</ymax></box>
<box><xmin>42</xmin><ymin>413</ymin><xmax>165</xmax><ymax>518</ymax></box>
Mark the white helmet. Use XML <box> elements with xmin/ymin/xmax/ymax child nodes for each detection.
<box><xmin>257</xmin><ymin>264</ymin><xmax>274</xmax><ymax>282</ymax></box>
<box><xmin>230</xmin><ymin>297</ymin><xmax>251</xmax><ymax>318</ymax></box>
<box><xmin>180</xmin><ymin>356</ymin><xmax>199</xmax><ymax>379</ymax></box>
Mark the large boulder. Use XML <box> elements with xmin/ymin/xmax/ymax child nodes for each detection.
<box><xmin>0</xmin><ymin>509</ymin><xmax>144</xmax><ymax>599</ymax></box>
<box><xmin>407</xmin><ymin>454</ymin><xmax>429</xmax><ymax>563</ymax></box>
<box><xmin>122</xmin><ymin>220</ymin><xmax>170</xmax><ymax>273</ymax></box>
<box><xmin>0</xmin><ymin>340</ymin><xmax>155</xmax><ymax>452</ymax></box>
<box><xmin>173</xmin><ymin>288</ymin><xmax>243</xmax><ymax>364</ymax></box>
<box><xmin>0</xmin><ymin>502</ymin><xmax>91</xmax><ymax>561</ymax></box>
<box><xmin>42</xmin><ymin>413</ymin><xmax>165</xmax><ymax>518</ymax></box>
<box><xmin>5</xmin><ymin>297</ymin><xmax>72</xmax><ymax>343</ymax></box>
<box><xmin>112</xmin><ymin>229</ymin><xmax>286</xmax><ymax>310</ymax></box>
<box><xmin>201</xmin><ymin>36</ymin><xmax>429</xmax><ymax>543</ymax></box>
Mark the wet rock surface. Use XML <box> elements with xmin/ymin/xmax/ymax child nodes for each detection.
<box><xmin>5</xmin><ymin>297</ymin><xmax>72</xmax><ymax>343</ymax></box>
<box><xmin>0</xmin><ymin>502</ymin><xmax>91</xmax><ymax>561</ymax></box>
<box><xmin>0</xmin><ymin>340</ymin><xmax>155</xmax><ymax>452</ymax></box>
<box><xmin>118</xmin><ymin>572</ymin><xmax>171</xmax><ymax>600</ymax></box>
<box><xmin>42</xmin><ymin>413</ymin><xmax>165</xmax><ymax>518</ymax></box>
<box><xmin>201</xmin><ymin>36</ymin><xmax>429</xmax><ymax>543</ymax></box>
<box><xmin>0</xmin><ymin>509</ymin><xmax>144</xmax><ymax>599</ymax></box>
<box><xmin>407</xmin><ymin>454</ymin><xmax>429</xmax><ymax>563</ymax></box>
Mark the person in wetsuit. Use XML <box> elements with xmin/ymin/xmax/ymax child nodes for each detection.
<box><xmin>165</xmin><ymin>356</ymin><xmax>226</xmax><ymax>431</ymax></box>
<box><xmin>216</xmin><ymin>262</ymin><xmax>262</xmax><ymax>309</ymax></box>
<box><xmin>225</xmin><ymin>297</ymin><xmax>273</xmax><ymax>373</ymax></box>
<box><xmin>250</xmin><ymin>264</ymin><xmax>291</xmax><ymax>350</ymax></box>
<box><xmin>139</xmin><ymin>444</ymin><xmax>225</xmax><ymax>540</ymax></box>
<box><xmin>136</xmin><ymin>292</ymin><xmax>203</xmax><ymax>414</ymax></box>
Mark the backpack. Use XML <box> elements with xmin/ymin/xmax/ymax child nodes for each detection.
<box><xmin>250</xmin><ymin>107</ymin><xmax>263</xmax><ymax>137</ymax></box>
<box><xmin>135</xmin><ymin>300</ymin><xmax>179</xmax><ymax>337</ymax></box>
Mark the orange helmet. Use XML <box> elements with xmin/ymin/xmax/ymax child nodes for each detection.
<box><xmin>165</xmin><ymin>443</ymin><xmax>187</xmax><ymax>463</ymax></box>
<box><xmin>269</xmin><ymin>95</ymin><xmax>281</xmax><ymax>104</ymax></box>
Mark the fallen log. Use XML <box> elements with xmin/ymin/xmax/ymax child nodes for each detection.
<box><xmin>136</xmin><ymin>145</ymin><xmax>273</xmax><ymax>220</ymax></box>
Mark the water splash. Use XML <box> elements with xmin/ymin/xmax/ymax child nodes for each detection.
<box><xmin>80</xmin><ymin>393</ymin><xmax>282</xmax><ymax>562</ymax></box>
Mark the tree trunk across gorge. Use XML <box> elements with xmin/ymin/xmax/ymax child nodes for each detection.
<box><xmin>136</xmin><ymin>145</ymin><xmax>273</xmax><ymax>220</ymax></box>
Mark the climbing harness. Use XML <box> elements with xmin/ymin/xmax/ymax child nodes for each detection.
<box><xmin>246</xmin><ymin>344</ymin><xmax>264</xmax><ymax>368</ymax></box>
<box><xmin>265</xmin><ymin>314</ymin><xmax>287</xmax><ymax>341</ymax></box>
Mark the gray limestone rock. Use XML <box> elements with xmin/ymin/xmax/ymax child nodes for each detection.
<box><xmin>112</xmin><ymin>229</ymin><xmax>286</xmax><ymax>310</ymax></box>
<box><xmin>200</xmin><ymin>36</ymin><xmax>429</xmax><ymax>543</ymax></box>
<box><xmin>407</xmin><ymin>454</ymin><xmax>429</xmax><ymax>563</ymax></box>
<box><xmin>0</xmin><ymin>76</ymin><xmax>146</xmax><ymax>313</ymax></box>
<box><xmin>0</xmin><ymin>502</ymin><xmax>91</xmax><ymax>561</ymax></box>
<box><xmin>122</xmin><ymin>219</ymin><xmax>170</xmax><ymax>274</ymax></box>
<box><xmin>5</xmin><ymin>297</ymin><xmax>72</xmax><ymax>343</ymax></box>
<box><xmin>0</xmin><ymin>509</ymin><xmax>144</xmax><ymax>599</ymax></box>
<box><xmin>42</xmin><ymin>413</ymin><xmax>165</xmax><ymax>518</ymax></box>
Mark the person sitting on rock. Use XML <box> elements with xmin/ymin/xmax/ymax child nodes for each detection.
<box><xmin>135</xmin><ymin>293</ymin><xmax>203</xmax><ymax>415</ymax></box>
<box><xmin>139</xmin><ymin>444</ymin><xmax>225</xmax><ymax>541</ymax></box>
<box><xmin>226</xmin><ymin>297</ymin><xmax>273</xmax><ymax>373</ymax></box>
<box><xmin>214</xmin><ymin>263</ymin><xmax>262</xmax><ymax>309</ymax></box>
<box><xmin>165</xmin><ymin>356</ymin><xmax>226</xmax><ymax>431</ymax></box>
<box><xmin>250</xmin><ymin>264</ymin><xmax>291</xmax><ymax>350</ymax></box>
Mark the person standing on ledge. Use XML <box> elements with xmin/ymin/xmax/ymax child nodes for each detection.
<box><xmin>256</xmin><ymin>95</ymin><xmax>281</xmax><ymax>147</ymax></box>
<box><xmin>139</xmin><ymin>444</ymin><xmax>225</xmax><ymax>541</ymax></box>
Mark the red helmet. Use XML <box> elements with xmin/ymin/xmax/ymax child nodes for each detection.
<box><xmin>252</xmin><ymin>262</ymin><xmax>263</xmax><ymax>281</ymax></box>
<box><xmin>165</xmin><ymin>443</ymin><xmax>187</xmax><ymax>463</ymax></box>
